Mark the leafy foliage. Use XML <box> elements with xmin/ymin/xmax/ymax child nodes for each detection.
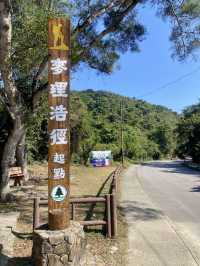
<box><xmin>0</xmin><ymin>0</ymin><xmax>198</xmax><ymax>168</ymax></box>
<box><xmin>152</xmin><ymin>0</ymin><xmax>200</xmax><ymax>60</ymax></box>
<box><xmin>176</xmin><ymin>102</ymin><xmax>200</xmax><ymax>163</ymax></box>
<box><xmin>23</xmin><ymin>90</ymin><xmax>178</xmax><ymax>164</ymax></box>
<box><xmin>26</xmin><ymin>95</ymin><xmax>48</xmax><ymax>162</ymax></box>
<box><xmin>10</xmin><ymin>0</ymin><xmax>200</xmax><ymax>86</ymax></box>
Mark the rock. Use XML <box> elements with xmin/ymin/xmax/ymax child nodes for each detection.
<box><xmin>35</xmin><ymin>230</ymin><xmax>49</xmax><ymax>241</ymax></box>
<box><xmin>53</xmin><ymin>242</ymin><xmax>68</xmax><ymax>255</ymax></box>
<box><xmin>61</xmin><ymin>255</ymin><xmax>69</xmax><ymax>264</ymax></box>
<box><xmin>42</xmin><ymin>241</ymin><xmax>53</xmax><ymax>254</ymax></box>
<box><xmin>32</xmin><ymin>222</ymin><xmax>86</xmax><ymax>266</ymax></box>
<box><xmin>47</xmin><ymin>254</ymin><xmax>63</xmax><ymax>266</ymax></box>
<box><xmin>40</xmin><ymin>257</ymin><xmax>48</xmax><ymax>266</ymax></box>
<box><xmin>110</xmin><ymin>246</ymin><xmax>118</xmax><ymax>254</ymax></box>
<box><xmin>67</xmin><ymin>233</ymin><xmax>75</xmax><ymax>245</ymax></box>
<box><xmin>49</xmin><ymin>233</ymin><xmax>64</xmax><ymax>245</ymax></box>
<box><xmin>79</xmin><ymin>250</ymin><xmax>106</xmax><ymax>266</ymax></box>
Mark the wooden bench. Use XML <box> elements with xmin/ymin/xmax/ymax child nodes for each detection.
<box><xmin>9</xmin><ymin>167</ymin><xmax>24</xmax><ymax>186</ymax></box>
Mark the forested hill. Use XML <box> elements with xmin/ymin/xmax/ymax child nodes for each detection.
<box><xmin>25</xmin><ymin>89</ymin><xmax>178</xmax><ymax>164</ymax></box>
<box><xmin>70</xmin><ymin>90</ymin><xmax>178</xmax><ymax>163</ymax></box>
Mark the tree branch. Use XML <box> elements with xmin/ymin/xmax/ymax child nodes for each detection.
<box><xmin>78</xmin><ymin>0</ymin><xmax>139</xmax><ymax>59</ymax></box>
<box><xmin>0</xmin><ymin>89</ymin><xmax>14</xmax><ymax>117</ymax></box>
<box><xmin>32</xmin><ymin>82</ymin><xmax>48</xmax><ymax>111</ymax></box>
<box><xmin>32</xmin><ymin>55</ymin><xmax>48</xmax><ymax>92</ymax></box>
<box><xmin>166</xmin><ymin>0</ymin><xmax>187</xmax><ymax>55</ymax></box>
<box><xmin>73</xmin><ymin>0</ymin><xmax>128</xmax><ymax>35</ymax></box>
<box><xmin>30</xmin><ymin>0</ymin><xmax>140</xmax><ymax>103</ymax></box>
<box><xmin>0</xmin><ymin>90</ymin><xmax>8</xmax><ymax>107</ymax></box>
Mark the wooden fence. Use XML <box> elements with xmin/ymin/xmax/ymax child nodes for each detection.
<box><xmin>33</xmin><ymin>165</ymin><xmax>122</xmax><ymax>238</ymax></box>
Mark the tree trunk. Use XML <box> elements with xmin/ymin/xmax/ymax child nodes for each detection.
<box><xmin>16</xmin><ymin>129</ymin><xmax>29</xmax><ymax>181</ymax></box>
<box><xmin>0</xmin><ymin>0</ymin><xmax>26</xmax><ymax>201</ymax></box>
<box><xmin>0</xmin><ymin>116</ymin><xmax>25</xmax><ymax>201</ymax></box>
<box><xmin>71</xmin><ymin>128</ymin><xmax>80</xmax><ymax>154</ymax></box>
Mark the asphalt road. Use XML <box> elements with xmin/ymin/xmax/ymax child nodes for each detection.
<box><xmin>120</xmin><ymin>161</ymin><xmax>200</xmax><ymax>265</ymax></box>
<box><xmin>138</xmin><ymin>161</ymin><xmax>200</xmax><ymax>240</ymax></box>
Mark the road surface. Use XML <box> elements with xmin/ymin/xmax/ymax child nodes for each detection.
<box><xmin>119</xmin><ymin>161</ymin><xmax>200</xmax><ymax>266</ymax></box>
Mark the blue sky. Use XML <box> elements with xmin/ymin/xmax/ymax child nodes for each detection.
<box><xmin>72</xmin><ymin>5</ymin><xmax>200</xmax><ymax>113</ymax></box>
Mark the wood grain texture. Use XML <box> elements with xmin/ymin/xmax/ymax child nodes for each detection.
<box><xmin>48</xmin><ymin>18</ymin><xmax>70</xmax><ymax>230</ymax></box>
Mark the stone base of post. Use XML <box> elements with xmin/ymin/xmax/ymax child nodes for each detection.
<box><xmin>32</xmin><ymin>221</ymin><xmax>86</xmax><ymax>266</ymax></box>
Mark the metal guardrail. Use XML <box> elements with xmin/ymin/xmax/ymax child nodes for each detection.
<box><xmin>33</xmin><ymin>165</ymin><xmax>122</xmax><ymax>238</ymax></box>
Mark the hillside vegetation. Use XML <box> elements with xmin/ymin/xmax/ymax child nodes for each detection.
<box><xmin>176</xmin><ymin>102</ymin><xmax>200</xmax><ymax>163</ymax></box>
<box><xmin>24</xmin><ymin>90</ymin><xmax>178</xmax><ymax>164</ymax></box>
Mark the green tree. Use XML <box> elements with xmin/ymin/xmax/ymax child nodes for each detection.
<box><xmin>176</xmin><ymin>103</ymin><xmax>200</xmax><ymax>163</ymax></box>
<box><xmin>0</xmin><ymin>0</ymin><xmax>199</xmax><ymax>200</ymax></box>
<box><xmin>26</xmin><ymin>95</ymin><xmax>48</xmax><ymax>163</ymax></box>
<box><xmin>70</xmin><ymin>94</ymin><xmax>96</xmax><ymax>164</ymax></box>
<box><xmin>19</xmin><ymin>90</ymin><xmax>178</xmax><ymax>165</ymax></box>
<box><xmin>72</xmin><ymin>90</ymin><xmax>178</xmax><ymax>162</ymax></box>
<box><xmin>150</xmin><ymin>123</ymin><xmax>176</xmax><ymax>158</ymax></box>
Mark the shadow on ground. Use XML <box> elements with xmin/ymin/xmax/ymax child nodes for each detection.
<box><xmin>85</xmin><ymin>170</ymin><xmax>114</xmax><ymax>222</ymax></box>
<box><xmin>143</xmin><ymin>161</ymin><xmax>200</xmax><ymax>193</ymax></box>
<box><xmin>142</xmin><ymin>161</ymin><xmax>200</xmax><ymax>177</ymax></box>
<box><xmin>0</xmin><ymin>193</ymin><xmax>33</xmax><ymax>226</ymax></box>
<box><xmin>11</xmin><ymin>230</ymin><xmax>33</xmax><ymax>240</ymax></box>
<box><xmin>190</xmin><ymin>186</ymin><xmax>200</xmax><ymax>192</ymax></box>
<box><xmin>0</xmin><ymin>251</ymin><xmax>32</xmax><ymax>266</ymax></box>
<box><xmin>8</xmin><ymin>257</ymin><xmax>33</xmax><ymax>266</ymax></box>
<box><xmin>118</xmin><ymin>200</ymin><xmax>163</xmax><ymax>221</ymax></box>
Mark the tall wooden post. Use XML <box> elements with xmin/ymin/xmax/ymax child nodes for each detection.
<box><xmin>48</xmin><ymin>18</ymin><xmax>70</xmax><ymax>230</ymax></box>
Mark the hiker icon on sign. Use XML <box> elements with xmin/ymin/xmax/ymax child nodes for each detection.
<box><xmin>51</xmin><ymin>185</ymin><xmax>67</xmax><ymax>202</ymax></box>
<box><xmin>50</xmin><ymin>23</ymin><xmax>69</xmax><ymax>51</ymax></box>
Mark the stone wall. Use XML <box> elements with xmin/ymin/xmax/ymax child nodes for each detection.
<box><xmin>32</xmin><ymin>221</ymin><xmax>86</xmax><ymax>266</ymax></box>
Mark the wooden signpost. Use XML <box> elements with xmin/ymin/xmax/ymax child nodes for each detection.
<box><xmin>48</xmin><ymin>18</ymin><xmax>70</xmax><ymax>230</ymax></box>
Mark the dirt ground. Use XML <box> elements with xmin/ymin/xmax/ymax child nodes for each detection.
<box><xmin>0</xmin><ymin>163</ymin><xmax>128</xmax><ymax>266</ymax></box>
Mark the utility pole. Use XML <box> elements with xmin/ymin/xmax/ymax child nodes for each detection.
<box><xmin>120</xmin><ymin>100</ymin><xmax>124</xmax><ymax>166</ymax></box>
